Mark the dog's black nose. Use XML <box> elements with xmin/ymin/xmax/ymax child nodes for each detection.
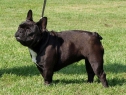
<box><xmin>15</xmin><ymin>32</ymin><xmax>21</xmax><ymax>41</ymax></box>
<box><xmin>15</xmin><ymin>32</ymin><xmax>18</xmax><ymax>37</ymax></box>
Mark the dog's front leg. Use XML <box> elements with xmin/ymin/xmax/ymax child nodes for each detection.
<box><xmin>37</xmin><ymin>46</ymin><xmax>57</xmax><ymax>85</ymax></box>
<box><xmin>36</xmin><ymin>64</ymin><xmax>54</xmax><ymax>85</ymax></box>
<box><xmin>42</xmin><ymin>68</ymin><xmax>54</xmax><ymax>85</ymax></box>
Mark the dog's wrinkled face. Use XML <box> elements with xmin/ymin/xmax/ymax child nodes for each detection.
<box><xmin>15</xmin><ymin>10</ymin><xmax>47</xmax><ymax>47</ymax></box>
<box><xmin>15</xmin><ymin>20</ymin><xmax>39</xmax><ymax>46</ymax></box>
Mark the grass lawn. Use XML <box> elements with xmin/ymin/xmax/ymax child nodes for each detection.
<box><xmin>0</xmin><ymin>0</ymin><xmax>126</xmax><ymax>95</ymax></box>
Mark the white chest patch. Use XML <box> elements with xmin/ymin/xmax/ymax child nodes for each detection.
<box><xmin>29</xmin><ymin>48</ymin><xmax>37</xmax><ymax>63</ymax></box>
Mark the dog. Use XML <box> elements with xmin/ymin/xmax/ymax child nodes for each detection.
<box><xmin>15</xmin><ymin>10</ymin><xmax>108</xmax><ymax>87</ymax></box>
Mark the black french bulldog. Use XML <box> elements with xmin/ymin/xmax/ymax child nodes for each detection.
<box><xmin>15</xmin><ymin>10</ymin><xmax>108</xmax><ymax>87</ymax></box>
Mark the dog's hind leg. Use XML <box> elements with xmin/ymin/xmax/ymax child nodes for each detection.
<box><xmin>85</xmin><ymin>58</ymin><xmax>95</xmax><ymax>83</ymax></box>
<box><xmin>91</xmin><ymin>62</ymin><xmax>108</xmax><ymax>87</ymax></box>
<box><xmin>88</xmin><ymin>55</ymin><xmax>109</xmax><ymax>87</ymax></box>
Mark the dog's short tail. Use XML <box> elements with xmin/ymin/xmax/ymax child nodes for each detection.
<box><xmin>93</xmin><ymin>32</ymin><xmax>103</xmax><ymax>40</ymax></box>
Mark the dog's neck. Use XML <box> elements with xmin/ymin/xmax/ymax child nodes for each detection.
<box><xmin>29</xmin><ymin>48</ymin><xmax>37</xmax><ymax>63</ymax></box>
<box><xmin>28</xmin><ymin>31</ymin><xmax>50</xmax><ymax>64</ymax></box>
<box><xmin>29</xmin><ymin>31</ymin><xmax>50</xmax><ymax>54</ymax></box>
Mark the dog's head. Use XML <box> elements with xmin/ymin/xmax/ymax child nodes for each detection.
<box><xmin>15</xmin><ymin>10</ymin><xmax>47</xmax><ymax>47</ymax></box>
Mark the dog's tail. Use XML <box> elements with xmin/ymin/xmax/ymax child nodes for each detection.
<box><xmin>93</xmin><ymin>32</ymin><xmax>103</xmax><ymax>40</ymax></box>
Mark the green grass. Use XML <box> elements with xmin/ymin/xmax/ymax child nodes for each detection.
<box><xmin>0</xmin><ymin>0</ymin><xmax>126</xmax><ymax>95</ymax></box>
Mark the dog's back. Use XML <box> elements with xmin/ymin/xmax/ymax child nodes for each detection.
<box><xmin>54</xmin><ymin>30</ymin><xmax>104</xmax><ymax>69</ymax></box>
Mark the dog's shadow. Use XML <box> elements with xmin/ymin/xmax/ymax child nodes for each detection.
<box><xmin>54</xmin><ymin>63</ymin><xmax>126</xmax><ymax>86</ymax></box>
<box><xmin>0</xmin><ymin>63</ymin><xmax>126</xmax><ymax>87</ymax></box>
<box><xmin>105</xmin><ymin>63</ymin><xmax>126</xmax><ymax>87</ymax></box>
<box><xmin>0</xmin><ymin>65</ymin><xmax>40</xmax><ymax>77</ymax></box>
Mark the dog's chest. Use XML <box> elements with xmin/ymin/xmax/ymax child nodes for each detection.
<box><xmin>29</xmin><ymin>48</ymin><xmax>37</xmax><ymax>63</ymax></box>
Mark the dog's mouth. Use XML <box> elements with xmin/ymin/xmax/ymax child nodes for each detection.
<box><xmin>15</xmin><ymin>35</ymin><xmax>22</xmax><ymax>42</ymax></box>
<box><xmin>15</xmin><ymin>35</ymin><xmax>26</xmax><ymax>44</ymax></box>
<box><xmin>15</xmin><ymin>33</ymin><xmax>25</xmax><ymax>41</ymax></box>
<box><xmin>16</xmin><ymin>36</ymin><xmax>20</xmax><ymax>40</ymax></box>
<box><xmin>15</xmin><ymin>35</ymin><xmax>34</xmax><ymax>47</ymax></box>
<box><xmin>15</xmin><ymin>36</ymin><xmax>28</xmax><ymax>46</ymax></box>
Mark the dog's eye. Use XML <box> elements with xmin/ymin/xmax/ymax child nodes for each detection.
<box><xmin>26</xmin><ymin>29</ymin><xmax>30</xmax><ymax>33</ymax></box>
<box><xmin>26</xmin><ymin>27</ymin><xmax>30</xmax><ymax>29</ymax></box>
<box><xmin>28</xmin><ymin>32</ymin><xmax>34</xmax><ymax>36</ymax></box>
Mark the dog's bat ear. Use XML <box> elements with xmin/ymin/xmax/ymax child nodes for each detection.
<box><xmin>41</xmin><ymin>17</ymin><xmax>47</xmax><ymax>31</ymax></box>
<box><xmin>36</xmin><ymin>17</ymin><xmax>47</xmax><ymax>32</ymax></box>
<box><xmin>26</xmin><ymin>10</ymin><xmax>33</xmax><ymax>21</ymax></box>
